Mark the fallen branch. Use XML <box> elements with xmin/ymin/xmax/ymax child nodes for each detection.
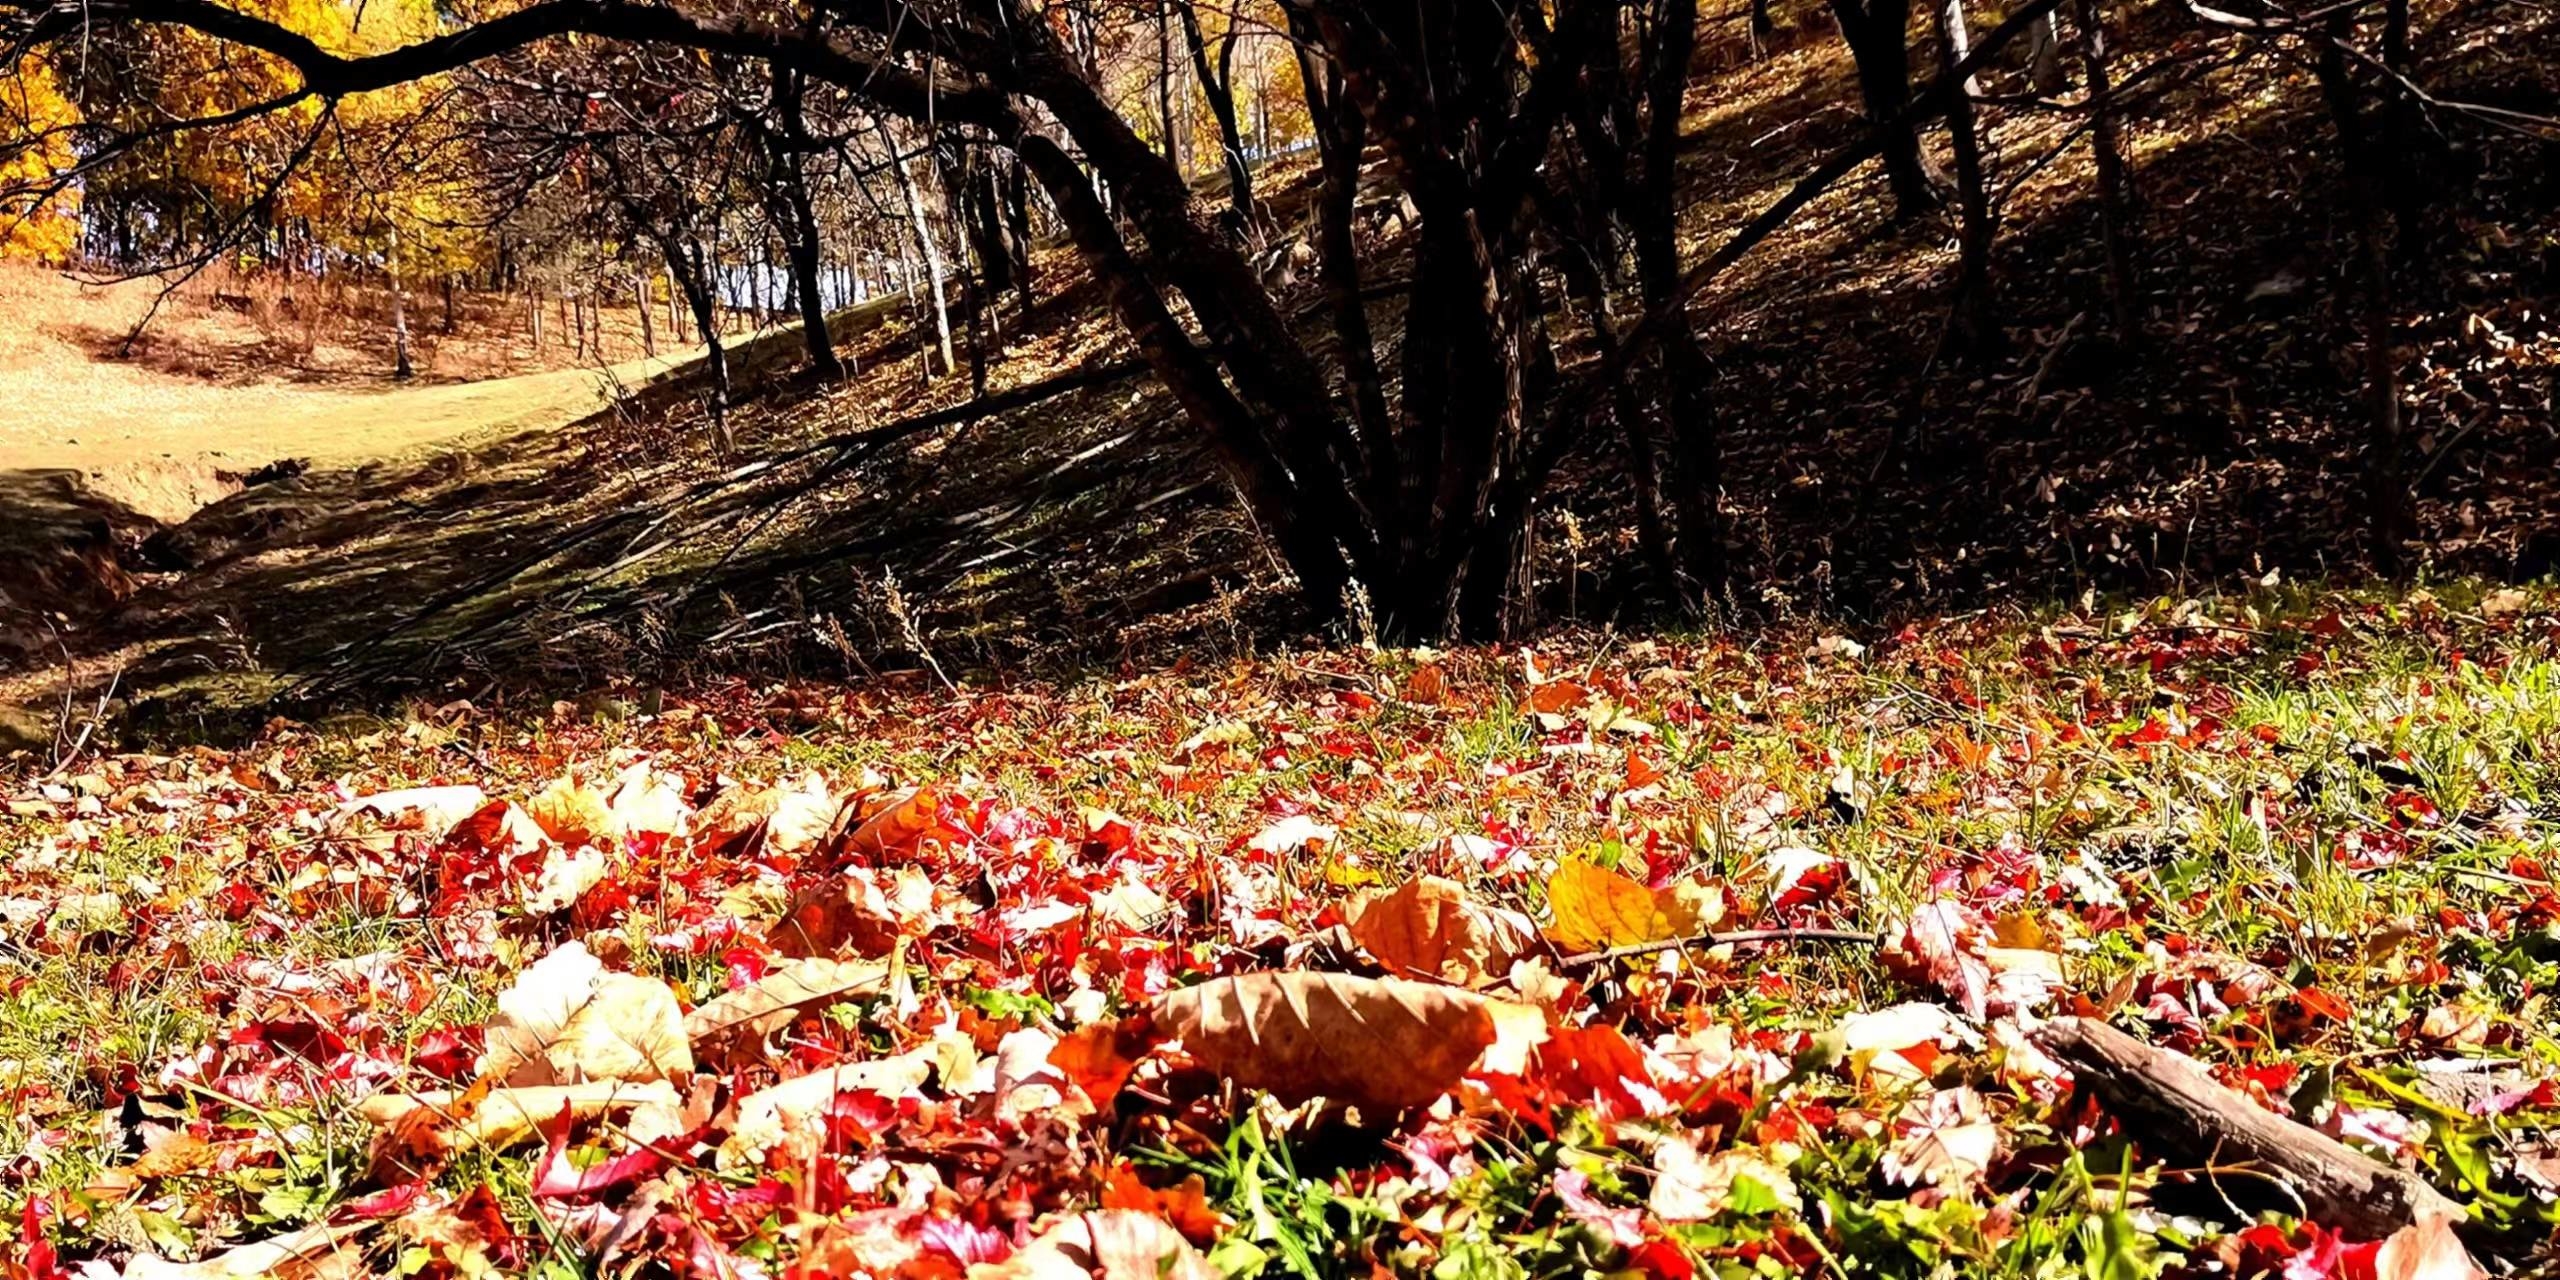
<box><xmin>2034</xmin><ymin>1017</ymin><xmax>2466</xmax><ymax>1237</ymax></box>
<box><xmin>1559</xmin><ymin>927</ymin><xmax>1881</xmax><ymax>968</ymax></box>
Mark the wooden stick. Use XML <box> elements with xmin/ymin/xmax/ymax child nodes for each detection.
<box><xmin>2034</xmin><ymin>1017</ymin><xmax>2465</xmax><ymax>1237</ymax></box>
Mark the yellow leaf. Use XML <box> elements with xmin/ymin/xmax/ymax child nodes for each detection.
<box><xmin>1543</xmin><ymin>858</ymin><xmax>1721</xmax><ymax>954</ymax></box>
<box><xmin>526</xmin><ymin>776</ymin><xmax>613</xmax><ymax>847</ymax></box>
<box><xmin>475</xmin><ymin>941</ymin><xmax>692</xmax><ymax>1087</ymax></box>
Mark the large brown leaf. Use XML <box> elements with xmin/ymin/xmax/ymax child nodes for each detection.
<box><xmin>1149</xmin><ymin>972</ymin><xmax>1543</xmax><ymax>1112</ymax></box>
<box><xmin>1345</xmin><ymin>875</ymin><xmax>1537</xmax><ymax>986</ymax></box>
<box><xmin>476</xmin><ymin>941</ymin><xmax>692</xmax><ymax>1087</ymax></box>
<box><xmin>683</xmin><ymin>956</ymin><xmax>890</xmax><ymax>1066</ymax></box>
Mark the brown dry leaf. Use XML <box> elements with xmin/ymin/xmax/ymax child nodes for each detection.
<box><xmin>476</xmin><ymin>941</ymin><xmax>692</xmax><ymax>1086</ymax></box>
<box><xmin>691</xmin><ymin>783</ymin><xmax>781</xmax><ymax>852</ymax></box>
<box><xmin>339</xmin><ymin>786</ymin><xmax>487</xmax><ymax>840</ymax></box>
<box><xmin>968</xmin><ymin>1210</ymin><xmax>1216</xmax><ymax>1280</ymax></box>
<box><xmin>1149</xmin><ymin>972</ymin><xmax>1544</xmax><ymax>1112</ymax></box>
<box><xmin>2418</xmin><ymin>1002</ymin><xmax>2490</xmax><ymax>1049</ymax></box>
<box><xmin>358</xmin><ymin>1079</ymin><xmax>682</xmax><ymax>1159</ymax></box>
<box><xmin>526</xmin><ymin>777</ymin><xmax>614</xmax><ymax>847</ymax></box>
<box><xmin>1543</xmin><ymin>858</ymin><xmax>1720</xmax><ymax>955</ymax></box>
<box><xmin>1345</xmin><ymin>875</ymin><xmax>1537</xmax><ymax>986</ymax></box>
<box><xmin>840</xmin><ymin>786</ymin><xmax>943</xmax><ymax>858</ymax></box>
<box><xmin>121</xmin><ymin>1221</ymin><xmax>373</xmax><ymax>1280</ymax></box>
<box><xmin>684</xmin><ymin>956</ymin><xmax>891</xmax><ymax>1065</ymax></box>
<box><xmin>770</xmin><ymin>865</ymin><xmax>937</xmax><ymax>957</ymax></box>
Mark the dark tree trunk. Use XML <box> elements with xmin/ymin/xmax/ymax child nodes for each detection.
<box><xmin>2313</xmin><ymin>14</ymin><xmax>2411</xmax><ymax>576</ymax></box>
<box><xmin>1934</xmin><ymin>0</ymin><xmax>2000</xmax><ymax>357</ymax></box>
<box><xmin>769</xmin><ymin>65</ymin><xmax>843</xmax><ymax>377</ymax></box>
<box><xmin>1637</xmin><ymin>0</ymin><xmax>1727</xmax><ymax>600</ymax></box>
<box><xmin>660</xmin><ymin>232</ymin><xmax>731</xmax><ymax>452</ymax></box>
<box><xmin>1831</xmin><ymin>0</ymin><xmax>1941</xmax><ymax>218</ymax></box>
<box><xmin>1176</xmin><ymin>0</ymin><xmax>1260</xmax><ymax>241</ymax></box>
<box><xmin>2073</xmin><ymin>0</ymin><xmax>2138</xmax><ymax>343</ymax></box>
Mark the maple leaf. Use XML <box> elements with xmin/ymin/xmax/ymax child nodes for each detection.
<box><xmin>839</xmin><ymin>786</ymin><xmax>945</xmax><ymax>858</ymax></box>
<box><xmin>1149</xmin><ymin>972</ymin><xmax>1545</xmax><ymax>1112</ymax></box>
<box><xmin>1344</xmin><ymin>875</ymin><xmax>1537</xmax><ymax>986</ymax></box>
<box><xmin>339</xmin><ymin>785</ymin><xmax>486</xmax><ymax>840</ymax></box>
<box><xmin>476</xmin><ymin>941</ymin><xmax>692</xmax><ymax>1086</ymax></box>
<box><xmin>525</xmin><ymin>777</ymin><xmax>615</xmax><ymax>847</ymax></box>
<box><xmin>1880</xmin><ymin>1087</ymin><xmax>2001</xmax><ymax>1192</ymax></box>
<box><xmin>719</xmin><ymin>1049</ymin><xmax>936</xmax><ymax>1165</ymax></box>
<box><xmin>769</xmin><ymin>865</ymin><xmax>937</xmax><ymax>957</ymax></box>
<box><xmin>1543</xmin><ymin>858</ymin><xmax>1720</xmax><ymax>955</ymax></box>
<box><xmin>1649</xmin><ymin>1135</ymin><xmax>1800</xmax><ymax>1221</ymax></box>
<box><xmin>2371</xmin><ymin>1211</ymin><xmax>2487</xmax><ymax>1280</ymax></box>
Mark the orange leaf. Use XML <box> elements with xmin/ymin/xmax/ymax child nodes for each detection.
<box><xmin>1345</xmin><ymin>876</ymin><xmax>1536</xmax><ymax>986</ymax></box>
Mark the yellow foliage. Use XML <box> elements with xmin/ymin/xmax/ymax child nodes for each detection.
<box><xmin>1</xmin><ymin>55</ymin><xmax>80</xmax><ymax>262</ymax></box>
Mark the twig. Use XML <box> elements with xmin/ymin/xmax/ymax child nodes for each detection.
<box><xmin>1559</xmin><ymin>926</ymin><xmax>1882</xmax><ymax>967</ymax></box>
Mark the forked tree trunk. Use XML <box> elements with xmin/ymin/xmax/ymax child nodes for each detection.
<box><xmin>1176</xmin><ymin>0</ymin><xmax>1260</xmax><ymax>240</ymax></box>
<box><xmin>660</xmin><ymin>232</ymin><xmax>731</xmax><ymax>452</ymax></box>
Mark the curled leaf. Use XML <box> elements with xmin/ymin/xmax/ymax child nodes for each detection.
<box><xmin>1346</xmin><ymin>875</ymin><xmax>1537</xmax><ymax>986</ymax></box>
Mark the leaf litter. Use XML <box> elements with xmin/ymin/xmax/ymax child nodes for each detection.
<box><xmin>1</xmin><ymin>586</ymin><xmax>2557</xmax><ymax>1278</ymax></box>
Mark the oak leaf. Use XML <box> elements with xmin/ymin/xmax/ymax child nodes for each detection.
<box><xmin>1149</xmin><ymin>972</ymin><xmax>1544</xmax><ymax>1111</ymax></box>
<box><xmin>1345</xmin><ymin>875</ymin><xmax>1537</xmax><ymax>986</ymax></box>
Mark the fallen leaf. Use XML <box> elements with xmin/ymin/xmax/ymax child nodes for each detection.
<box><xmin>1543</xmin><ymin>858</ymin><xmax>1719</xmax><ymax>955</ymax></box>
<box><xmin>720</xmin><ymin>1050</ymin><xmax>936</xmax><ymax>1165</ymax></box>
<box><xmin>526</xmin><ymin>777</ymin><xmax>614</xmax><ymax>847</ymax></box>
<box><xmin>359</xmin><ymin>1080</ymin><xmax>682</xmax><ymax>1163</ymax></box>
<box><xmin>342</xmin><ymin>786</ymin><xmax>486</xmax><ymax>840</ymax></box>
<box><xmin>1650</xmin><ymin>1137</ymin><xmax>1801</xmax><ymax>1221</ymax></box>
<box><xmin>1345</xmin><ymin>875</ymin><xmax>1537</xmax><ymax>986</ymax></box>
<box><xmin>683</xmin><ymin>957</ymin><xmax>891</xmax><ymax>1065</ymax></box>
<box><xmin>969</xmin><ymin>1210</ymin><xmax>1215</xmax><ymax>1280</ymax></box>
<box><xmin>1149</xmin><ymin>972</ymin><xmax>1543</xmax><ymax>1111</ymax></box>
<box><xmin>2373</xmin><ymin>1210</ymin><xmax>2487</xmax><ymax>1280</ymax></box>
<box><xmin>121</xmin><ymin>1221</ymin><xmax>373</xmax><ymax>1279</ymax></box>
<box><xmin>477</xmin><ymin>941</ymin><xmax>692</xmax><ymax>1086</ymax></box>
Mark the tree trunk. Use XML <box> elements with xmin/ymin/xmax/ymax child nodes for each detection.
<box><xmin>877</xmin><ymin>117</ymin><xmax>955</xmax><ymax>378</ymax></box>
<box><xmin>635</xmin><ymin>271</ymin><xmax>656</xmax><ymax>356</ymax></box>
<box><xmin>2073</xmin><ymin>0</ymin><xmax>2138</xmax><ymax>343</ymax></box>
<box><xmin>662</xmin><ymin>233</ymin><xmax>731</xmax><ymax>453</ymax></box>
<box><xmin>1155</xmin><ymin>1</ymin><xmax>1184</xmax><ymax>174</ymax></box>
<box><xmin>1638</xmin><ymin>0</ymin><xmax>1728</xmax><ymax>600</ymax></box>
<box><xmin>2313</xmin><ymin>15</ymin><xmax>2411</xmax><ymax>576</ymax></box>
<box><xmin>2026</xmin><ymin>10</ymin><xmax>2066</xmax><ymax>93</ymax></box>
<box><xmin>1832</xmin><ymin>0</ymin><xmax>1941</xmax><ymax>218</ymax></box>
<box><xmin>1177</xmin><ymin>0</ymin><xmax>1260</xmax><ymax>241</ymax></box>
<box><xmin>440</xmin><ymin>272</ymin><xmax>456</xmax><ymax>335</ymax></box>
<box><xmin>769</xmin><ymin>67</ymin><xmax>842</xmax><ymax>377</ymax></box>
<box><xmin>1934</xmin><ymin>0</ymin><xmax>1999</xmax><ymax>357</ymax></box>
<box><xmin>1751</xmin><ymin>0</ymin><xmax>1776</xmax><ymax>56</ymax></box>
<box><xmin>388</xmin><ymin>225</ymin><xmax>414</xmax><ymax>381</ymax></box>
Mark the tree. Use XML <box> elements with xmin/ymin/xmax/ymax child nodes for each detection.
<box><xmin>1831</xmin><ymin>0</ymin><xmax>1943</xmax><ymax>218</ymax></box>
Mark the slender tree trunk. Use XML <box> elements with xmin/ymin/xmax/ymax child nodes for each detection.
<box><xmin>1156</xmin><ymin>1</ymin><xmax>1184</xmax><ymax>174</ymax></box>
<box><xmin>635</xmin><ymin>271</ymin><xmax>656</xmax><ymax>356</ymax></box>
<box><xmin>440</xmin><ymin>272</ymin><xmax>456</xmax><ymax>334</ymax></box>
<box><xmin>1751</xmin><ymin>0</ymin><xmax>1776</xmax><ymax>56</ymax></box>
<box><xmin>768</xmin><ymin>71</ymin><xmax>842</xmax><ymax>376</ymax></box>
<box><xmin>388</xmin><ymin>225</ymin><xmax>414</xmax><ymax>381</ymax></box>
<box><xmin>877</xmin><ymin>118</ymin><xmax>955</xmax><ymax>378</ymax></box>
<box><xmin>2313</xmin><ymin>16</ymin><xmax>2411</xmax><ymax>575</ymax></box>
<box><xmin>2073</xmin><ymin>0</ymin><xmax>2138</xmax><ymax>343</ymax></box>
<box><xmin>2026</xmin><ymin>10</ymin><xmax>2066</xmax><ymax>93</ymax></box>
<box><xmin>1177</xmin><ymin>0</ymin><xmax>1259</xmax><ymax>240</ymax></box>
<box><xmin>1934</xmin><ymin>0</ymin><xmax>1999</xmax><ymax>357</ymax></box>
<box><xmin>1832</xmin><ymin>0</ymin><xmax>1942</xmax><ymax>218</ymax></box>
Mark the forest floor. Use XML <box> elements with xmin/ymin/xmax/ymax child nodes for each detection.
<box><xmin>2</xmin><ymin>586</ymin><xmax>2555</xmax><ymax>1278</ymax></box>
